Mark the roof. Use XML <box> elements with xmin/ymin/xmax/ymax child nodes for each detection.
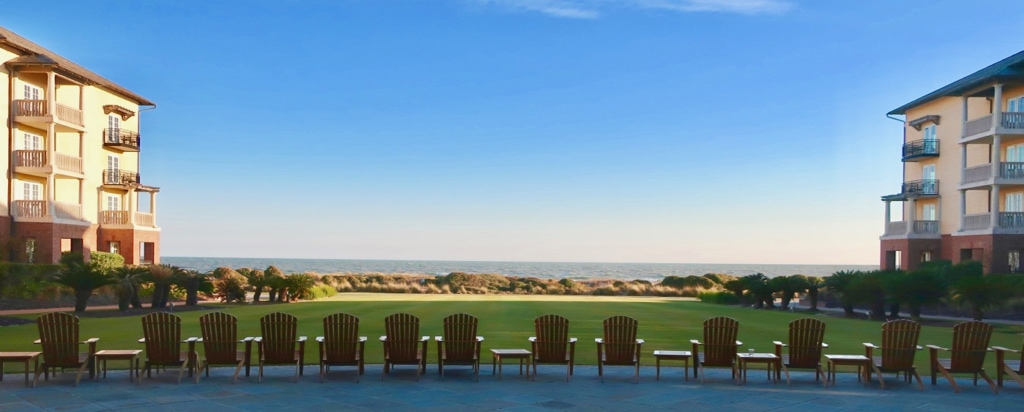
<box><xmin>888</xmin><ymin>50</ymin><xmax>1024</xmax><ymax>116</ymax></box>
<box><xmin>0</xmin><ymin>26</ymin><xmax>155</xmax><ymax>106</ymax></box>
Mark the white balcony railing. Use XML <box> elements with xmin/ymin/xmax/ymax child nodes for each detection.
<box><xmin>100</xmin><ymin>210</ymin><xmax>130</xmax><ymax>225</ymax></box>
<box><xmin>885</xmin><ymin>221</ymin><xmax>907</xmax><ymax>235</ymax></box>
<box><xmin>53</xmin><ymin>202</ymin><xmax>83</xmax><ymax>220</ymax></box>
<box><xmin>963</xmin><ymin>164</ymin><xmax>992</xmax><ymax>184</ymax></box>
<box><xmin>13</xmin><ymin>150</ymin><xmax>46</xmax><ymax>168</ymax></box>
<box><xmin>135</xmin><ymin>212</ymin><xmax>155</xmax><ymax>227</ymax></box>
<box><xmin>12</xmin><ymin>200</ymin><xmax>47</xmax><ymax>218</ymax></box>
<box><xmin>965</xmin><ymin>114</ymin><xmax>993</xmax><ymax>136</ymax></box>
<box><xmin>964</xmin><ymin>213</ymin><xmax>991</xmax><ymax>230</ymax></box>
<box><xmin>53</xmin><ymin>153</ymin><xmax>83</xmax><ymax>174</ymax></box>
<box><xmin>54</xmin><ymin>103</ymin><xmax>83</xmax><ymax>126</ymax></box>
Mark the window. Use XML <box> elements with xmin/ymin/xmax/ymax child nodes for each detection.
<box><xmin>923</xmin><ymin>125</ymin><xmax>937</xmax><ymax>152</ymax></box>
<box><xmin>106</xmin><ymin>155</ymin><xmax>120</xmax><ymax>184</ymax></box>
<box><xmin>21</xmin><ymin>133</ymin><xmax>41</xmax><ymax>150</ymax></box>
<box><xmin>921</xmin><ymin>164</ymin><xmax>937</xmax><ymax>194</ymax></box>
<box><xmin>922</xmin><ymin>204</ymin><xmax>937</xmax><ymax>220</ymax></box>
<box><xmin>25</xmin><ymin>239</ymin><xmax>36</xmax><ymax>264</ymax></box>
<box><xmin>1008</xmin><ymin>96</ymin><xmax>1024</xmax><ymax>112</ymax></box>
<box><xmin>105</xmin><ymin>194</ymin><xmax>120</xmax><ymax>211</ymax></box>
<box><xmin>20</xmin><ymin>182</ymin><xmax>41</xmax><ymax>201</ymax></box>
<box><xmin>922</xmin><ymin>251</ymin><xmax>933</xmax><ymax>262</ymax></box>
<box><xmin>109</xmin><ymin>241</ymin><xmax>120</xmax><ymax>255</ymax></box>
<box><xmin>22</xmin><ymin>84</ymin><xmax>40</xmax><ymax>100</ymax></box>
<box><xmin>107</xmin><ymin>115</ymin><xmax>120</xmax><ymax>143</ymax></box>
<box><xmin>1006</xmin><ymin>192</ymin><xmax>1024</xmax><ymax>212</ymax></box>
<box><xmin>1008</xmin><ymin>144</ymin><xmax>1024</xmax><ymax>162</ymax></box>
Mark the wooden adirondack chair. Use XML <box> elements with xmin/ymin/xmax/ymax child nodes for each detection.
<box><xmin>927</xmin><ymin>320</ymin><xmax>997</xmax><ymax>393</ymax></box>
<box><xmin>34</xmin><ymin>312</ymin><xmax>98</xmax><ymax>387</ymax></box>
<box><xmin>993</xmin><ymin>340</ymin><xmax>1024</xmax><ymax>389</ymax></box>
<box><xmin>256</xmin><ymin>312</ymin><xmax>306</xmax><ymax>383</ymax></box>
<box><xmin>196</xmin><ymin>312</ymin><xmax>253</xmax><ymax>383</ymax></box>
<box><xmin>864</xmin><ymin>319</ymin><xmax>924</xmax><ymax>390</ymax></box>
<box><xmin>139</xmin><ymin>312</ymin><xmax>197</xmax><ymax>384</ymax></box>
<box><xmin>435</xmin><ymin>313</ymin><xmax>484</xmax><ymax>381</ymax></box>
<box><xmin>317</xmin><ymin>313</ymin><xmax>366</xmax><ymax>383</ymax></box>
<box><xmin>595</xmin><ymin>315</ymin><xmax>644</xmax><ymax>384</ymax></box>
<box><xmin>773</xmin><ymin>318</ymin><xmax>827</xmax><ymax>385</ymax></box>
<box><xmin>530</xmin><ymin>314</ymin><xmax>577</xmax><ymax>382</ymax></box>
<box><xmin>690</xmin><ymin>316</ymin><xmax>741</xmax><ymax>384</ymax></box>
<box><xmin>380</xmin><ymin>313</ymin><xmax>428</xmax><ymax>381</ymax></box>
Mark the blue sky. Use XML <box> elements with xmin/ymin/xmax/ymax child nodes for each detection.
<box><xmin>5</xmin><ymin>0</ymin><xmax>1024</xmax><ymax>264</ymax></box>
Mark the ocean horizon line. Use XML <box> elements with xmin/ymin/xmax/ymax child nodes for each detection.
<box><xmin>162</xmin><ymin>256</ymin><xmax>876</xmax><ymax>267</ymax></box>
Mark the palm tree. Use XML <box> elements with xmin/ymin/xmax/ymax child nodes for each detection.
<box><xmin>724</xmin><ymin>279</ymin><xmax>746</xmax><ymax>304</ymax></box>
<box><xmin>265</xmin><ymin>266</ymin><xmax>284</xmax><ymax>302</ymax></box>
<box><xmin>238</xmin><ymin>268</ymin><xmax>268</xmax><ymax>303</ymax></box>
<box><xmin>53</xmin><ymin>253</ymin><xmax>114</xmax><ymax>313</ymax></box>
<box><xmin>947</xmin><ymin>261</ymin><xmax>1019</xmax><ymax>320</ymax></box>
<box><xmin>769</xmin><ymin>275</ymin><xmax>809</xmax><ymax>309</ymax></box>
<box><xmin>147</xmin><ymin>264</ymin><xmax>179</xmax><ymax>309</ymax></box>
<box><xmin>801</xmin><ymin>276</ymin><xmax>825</xmax><ymax>311</ymax></box>
<box><xmin>177</xmin><ymin>270</ymin><xmax>212</xmax><ymax>306</ymax></box>
<box><xmin>213</xmin><ymin>271</ymin><xmax>247</xmax><ymax>303</ymax></box>
<box><xmin>742</xmin><ymin>273</ymin><xmax>773</xmax><ymax>308</ymax></box>
<box><xmin>824</xmin><ymin>270</ymin><xmax>861</xmax><ymax>317</ymax></box>
<box><xmin>283</xmin><ymin>273</ymin><xmax>317</xmax><ymax>301</ymax></box>
<box><xmin>112</xmin><ymin>266</ymin><xmax>147</xmax><ymax>311</ymax></box>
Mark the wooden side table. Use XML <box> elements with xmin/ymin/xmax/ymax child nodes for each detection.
<box><xmin>0</xmin><ymin>352</ymin><xmax>42</xmax><ymax>387</ymax></box>
<box><xmin>735</xmin><ymin>353</ymin><xmax>778</xmax><ymax>385</ymax></box>
<box><xmin>653</xmin><ymin>350</ymin><xmax>691</xmax><ymax>381</ymax></box>
<box><xmin>824</xmin><ymin>354</ymin><xmax>871</xmax><ymax>388</ymax></box>
<box><xmin>94</xmin><ymin>350</ymin><xmax>143</xmax><ymax>384</ymax></box>
<box><xmin>490</xmin><ymin>349</ymin><xmax>531</xmax><ymax>380</ymax></box>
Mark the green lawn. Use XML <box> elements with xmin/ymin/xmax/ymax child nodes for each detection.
<box><xmin>3</xmin><ymin>294</ymin><xmax>1023</xmax><ymax>375</ymax></box>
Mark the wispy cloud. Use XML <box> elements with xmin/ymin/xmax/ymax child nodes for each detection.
<box><xmin>473</xmin><ymin>0</ymin><xmax>793</xmax><ymax>19</ymax></box>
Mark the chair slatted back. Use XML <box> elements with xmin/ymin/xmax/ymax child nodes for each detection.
<box><xmin>260</xmin><ymin>312</ymin><xmax>298</xmax><ymax>363</ymax></box>
<box><xmin>949</xmin><ymin>320</ymin><xmax>993</xmax><ymax>372</ymax></box>
<box><xmin>322</xmin><ymin>313</ymin><xmax>360</xmax><ymax>363</ymax></box>
<box><xmin>703</xmin><ymin>317</ymin><xmax>739</xmax><ymax>366</ymax></box>
<box><xmin>442</xmin><ymin>313</ymin><xmax>478</xmax><ymax>362</ymax></box>
<box><xmin>786</xmin><ymin>318</ymin><xmax>825</xmax><ymax>368</ymax></box>
<box><xmin>880</xmin><ymin>319</ymin><xmax>921</xmax><ymax>370</ymax></box>
<box><xmin>37</xmin><ymin>313</ymin><xmax>80</xmax><ymax>366</ymax></box>
<box><xmin>603</xmin><ymin>315</ymin><xmax>638</xmax><ymax>365</ymax></box>
<box><xmin>384</xmin><ymin>313</ymin><xmax>420</xmax><ymax>363</ymax></box>
<box><xmin>200</xmin><ymin>312</ymin><xmax>239</xmax><ymax>364</ymax></box>
<box><xmin>534</xmin><ymin>314</ymin><xmax>570</xmax><ymax>363</ymax></box>
<box><xmin>142</xmin><ymin>312</ymin><xmax>182</xmax><ymax>364</ymax></box>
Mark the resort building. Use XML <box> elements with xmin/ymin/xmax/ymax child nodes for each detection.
<box><xmin>882</xmin><ymin>50</ymin><xmax>1024</xmax><ymax>273</ymax></box>
<box><xmin>0</xmin><ymin>26</ymin><xmax>160</xmax><ymax>265</ymax></box>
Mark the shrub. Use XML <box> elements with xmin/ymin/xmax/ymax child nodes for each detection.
<box><xmin>214</xmin><ymin>272</ymin><xmax>247</xmax><ymax>303</ymax></box>
<box><xmin>661</xmin><ymin>275</ymin><xmax>714</xmax><ymax>289</ymax></box>
<box><xmin>90</xmin><ymin>251</ymin><xmax>124</xmax><ymax>272</ymax></box>
<box><xmin>0</xmin><ymin>262</ymin><xmax>61</xmax><ymax>299</ymax></box>
<box><xmin>698</xmin><ymin>291</ymin><xmax>740</xmax><ymax>305</ymax></box>
<box><xmin>703</xmin><ymin>273</ymin><xmax>737</xmax><ymax>286</ymax></box>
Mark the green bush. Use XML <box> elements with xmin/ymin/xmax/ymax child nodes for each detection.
<box><xmin>661</xmin><ymin>275</ymin><xmax>715</xmax><ymax>289</ymax></box>
<box><xmin>0</xmin><ymin>262</ymin><xmax>61</xmax><ymax>298</ymax></box>
<box><xmin>90</xmin><ymin>251</ymin><xmax>124</xmax><ymax>272</ymax></box>
<box><xmin>698</xmin><ymin>291</ymin><xmax>741</xmax><ymax>305</ymax></box>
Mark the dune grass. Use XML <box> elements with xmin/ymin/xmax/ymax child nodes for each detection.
<box><xmin>3</xmin><ymin>294</ymin><xmax>1023</xmax><ymax>376</ymax></box>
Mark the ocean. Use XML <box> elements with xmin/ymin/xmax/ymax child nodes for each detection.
<box><xmin>161</xmin><ymin>257</ymin><xmax>876</xmax><ymax>282</ymax></box>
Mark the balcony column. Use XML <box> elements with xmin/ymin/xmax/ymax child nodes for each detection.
<box><xmin>128</xmin><ymin>189</ymin><xmax>135</xmax><ymax>225</ymax></box>
<box><xmin>46</xmin><ymin>72</ymin><xmax>56</xmax><ymax>115</ymax></box>
<box><xmin>963</xmin><ymin>95</ymin><xmax>969</xmax><ymax>127</ymax></box>
<box><xmin>960</xmin><ymin>189</ymin><xmax>967</xmax><ymax>231</ymax></box>
<box><xmin>994</xmin><ymin>83</ymin><xmax>1004</xmax><ymax>130</ymax></box>
<box><xmin>883</xmin><ymin>200</ymin><xmax>892</xmax><ymax>234</ymax></box>
<box><xmin>993</xmin><ymin>134</ymin><xmax>1002</xmax><ymax>179</ymax></box>
<box><xmin>151</xmin><ymin>192</ymin><xmax>158</xmax><ymax>226</ymax></box>
<box><xmin>961</xmin><ymin>143</ymin><xmax>968</xmax><ymax>184</ymax></box>
<box><xmin>992</xmin><ymin>185</ymin><xmax>1002</xmax><ymax>229</ymax></box>
<box><xmin>907</xmin><ymin>198</ymin><xmax>917</xmax><ymax>235</ymax></box>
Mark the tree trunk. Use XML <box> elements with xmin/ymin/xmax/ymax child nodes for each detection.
<box><xmin>74</xmin><ymin>289</ymin><xmax>91</xmax><ymax>313</ymax></box>
<box><xmin>185</xmin><ymin>287</ymin><xmax>198</xmax><ymax>306</ymax></box>
<box><xmin>278</xmin><ymin>288</ymin><xmax>288</xmax><ymax>302</ymax></box>
<box><xmin>253</xmin><ymin>287</ymin><xmax>263</xmax><ymax>303</ymax></box>
<box><xmin>130</xmin><ymin>290</ymin><xmax>142</xmax><ymax>309</ymax></box>
<box><xmin>808</xmin><ymin>290</ymin><xmax>819</xmax><ymax>311</ymax></box>
<box><xmin>268</xmin><ymin>288</ymin><xmax>278</xmax><ymax>303</ymax></box>
<box><xmin>909</xmin><ymin>304</ymin><xmax>922</xmax><ymax>321</ymax></box>
<box><xmin>888</xmin><ymin>303</ymin><xmax>900</xmax><ymax>319</ymax></box>
<box><xmin>843</xmin><ymin>303</ymin><xmax>856</xmax><ymax>317</ymax></box>
<box><xmin>870</xmin><ymin>299</ymin><xmax>887</xmax><ymax>321</ymax></box>
<box><xmin>972</xmin><ymin>306</ymin><xmax>984</xmax><ymax>321</ymax></box>
<box><xmin>118</xmin><ymin>294</ymin><xmax>130</xmax><ymax>311</ymax></box>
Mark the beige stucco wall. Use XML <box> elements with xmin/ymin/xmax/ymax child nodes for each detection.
<box><xmin>78</xmin><ymin>86</ymin><xmax>142</xmax><ymax>222</ymax></box>
<box><xmin>0</xmin><ymin>47</ymin><xmax>13</xmax><ymax>214</ymax></box>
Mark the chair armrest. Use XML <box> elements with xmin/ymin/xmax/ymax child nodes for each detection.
<box><xmin>821</xmin><ymin>343</ymin><xmax>829</xmax><ymax>348</ymax></box>
<box><xmin>690</xmin><ymin>339</ymin><xmax>702</xmax><ymax>345</ymax></box>
<box><xmin>185</xmin><ymin>337</ymin><xmax>198</xmax><ymax>343</ymax></box>
<box><xmin>992</xmin><ymin>346</ymin><xmax>1021</xmax><ymax>353</ymax></box>
<box><xmin>241</xmin><ymin>337</ymin><xmax>254</xmax><ymax>342</ymax></box>
<box><xmin>359</xmin><ymin>337</ymin><xmax>367</xmax><ymax>342</ymax></box>
<box><xmin>138</xmin><ymin>338</ymin><xmax>146</xmax><ymax>343</ymax></box>
<box><xmin>316</xmin><ymin>336</ymin><xmax>324</xmax><ymax>343</ymax></box>
<box><xmin>528</xmin><ymin>337</ymin><xmax>537</xmax><ymax>342</ymax></box>
<box><xmin>736</xmin><ymin>341</ymin><xmax>743</xmax><ymax>346</ymax></box>
<box><xmin>84</xmin><ymin>338</ymin><xmax>100</xmax><ymax>344</ymax></box>
<box><xmin>863</xmin><ymin>342</ymin><xmax>878</xmax><ymax>348</ymax></box>
<box><xmin>33</xmin><ymin>339</ymin><xmax>41</xmax><ymax>344</ymax></box>
<box><xmin>569</xmin><ymin>338</ymin><xmax>578</xmax><ymax>343</ymax></box>
<box><xmin>379</xmin><ymin>336</ymin><xmax>387</xmax><ymax>342</ymax></box>
<box><xmin>435</xmin><ymin>336</ymin><xmax>443</xmax><ymax>342</ymax></box>
<box><xmin>298</xmin><ymin>336</ymin><xmax>307</xmax><ymax>342</ymax></box>
<box><xmin>595</xmin><ymin>338</ymin><xmax>604</xmax><ymax>343</ymax></box>
<box><xmin>916</xmin><ymin>346</ymin><xmax>923</xmax><ymax>350</ymax></box>
<box><xmin>420</xmin><ymin>336</ymin><xmax>429</xmax><ymax>342</ymax></box>
<box><xmin>476</xmin><ymin>336</ymin><xmax>484</xmax><ymax>342</ymax></box>
<box><xmin>197</xmin><ymin>338</ymin><xmax>205</xmax><ymax>343</ymax></box>
<box><xmin>925</xmin><ymin>344</ymin><xmax>948</xmax><ymax>351</ymax></box>
<box><xmin>254</xmin><ymin>337</ymin><xmax>263</xmax><ymax>343</ymax></box>
<box><xmin>636</xmin><ymin>339</ymin><xmax>645</xmax><ymax>344</ymax></box>
<box><xmin>772</xmin><ymin>341</ymin><xmax>786</xmax><ymax>347</ymax></box>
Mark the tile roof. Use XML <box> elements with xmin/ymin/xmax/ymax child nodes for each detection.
<box><xmin>888</xmin><ymin>50</ymin><xmax>1024</xmax><ymax>116</ymax></box>
<box><xmin>0</xmin><ymin>25</ymin><xmax>155</xmax><ymax>106</ymax></box>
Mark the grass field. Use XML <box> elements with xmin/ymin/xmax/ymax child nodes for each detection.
<box><xmin>3</xmin><ymin>294</ymin><xmax>1023</xmax><ymax>375</ymax></box>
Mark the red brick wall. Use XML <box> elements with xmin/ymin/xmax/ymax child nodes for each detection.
<box><xmin>880</xmin><ymin>238</ymin><xmax>941</xmax><ymax>271</ymax></box>
<box><xmin>97</xmin><ymin>228</ymin><xmax>161</xmax><ymax>265</ymax></box>
<box><xmin>12</xmin><ymin>222</ymin><xmax>97</xmax><ymax>264</ymax></box>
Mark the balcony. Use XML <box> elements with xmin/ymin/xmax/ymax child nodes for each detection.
<box><xmin>960</xmin><ymin>162</ymin><xmax>1024</xmax><ymax>188</ymax></box>
<box><xmin>902</xmin><ymin>139</ymin><xmax>939</xmax><ymax>162</ymax></box>
<box><xmin>102</xmin><ymin>169</ymin><xmax>141</xmax><ymax>189</ymax></box>
<box><xmin>12</xmin><ymin>150</ymin><xmax>85</xmax><ymax>178</ymax></box>
<box><xmin>882</xmin><ymin>179</ymin><xmax>939</xmax><ymax>201</ymax></box>
<box><xmin>13</xmin><ymin>99</ymin><xmax>85</xmax><ymax>131</ymax></box>
<box><xmin>960</xmin><ymin>212</ymin><xmax>1024</xmax><ymax>233</ymax></box>
<box><xmin>883</xmin><ymin>220</ymin><xmax>940</xmax><ymax>238</ymax></box>
<box><xmin>98</xmin><ymin>211</ymin><xmax>156</xmax><ymax>228</ymax></box>
<box><xmin>962</xmin><ymin>112</ymin><xmax>1024</xmax><ymax>143</ymax></box>
<box><xmin>103</xmin><ymin>128</ymin><xmax>141</xmax><ymax>152</ymax></box>
<box><xmin>12</xmin><ymin>200</ymin><xmax>47</xmax><ymax>218</ymax></box>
